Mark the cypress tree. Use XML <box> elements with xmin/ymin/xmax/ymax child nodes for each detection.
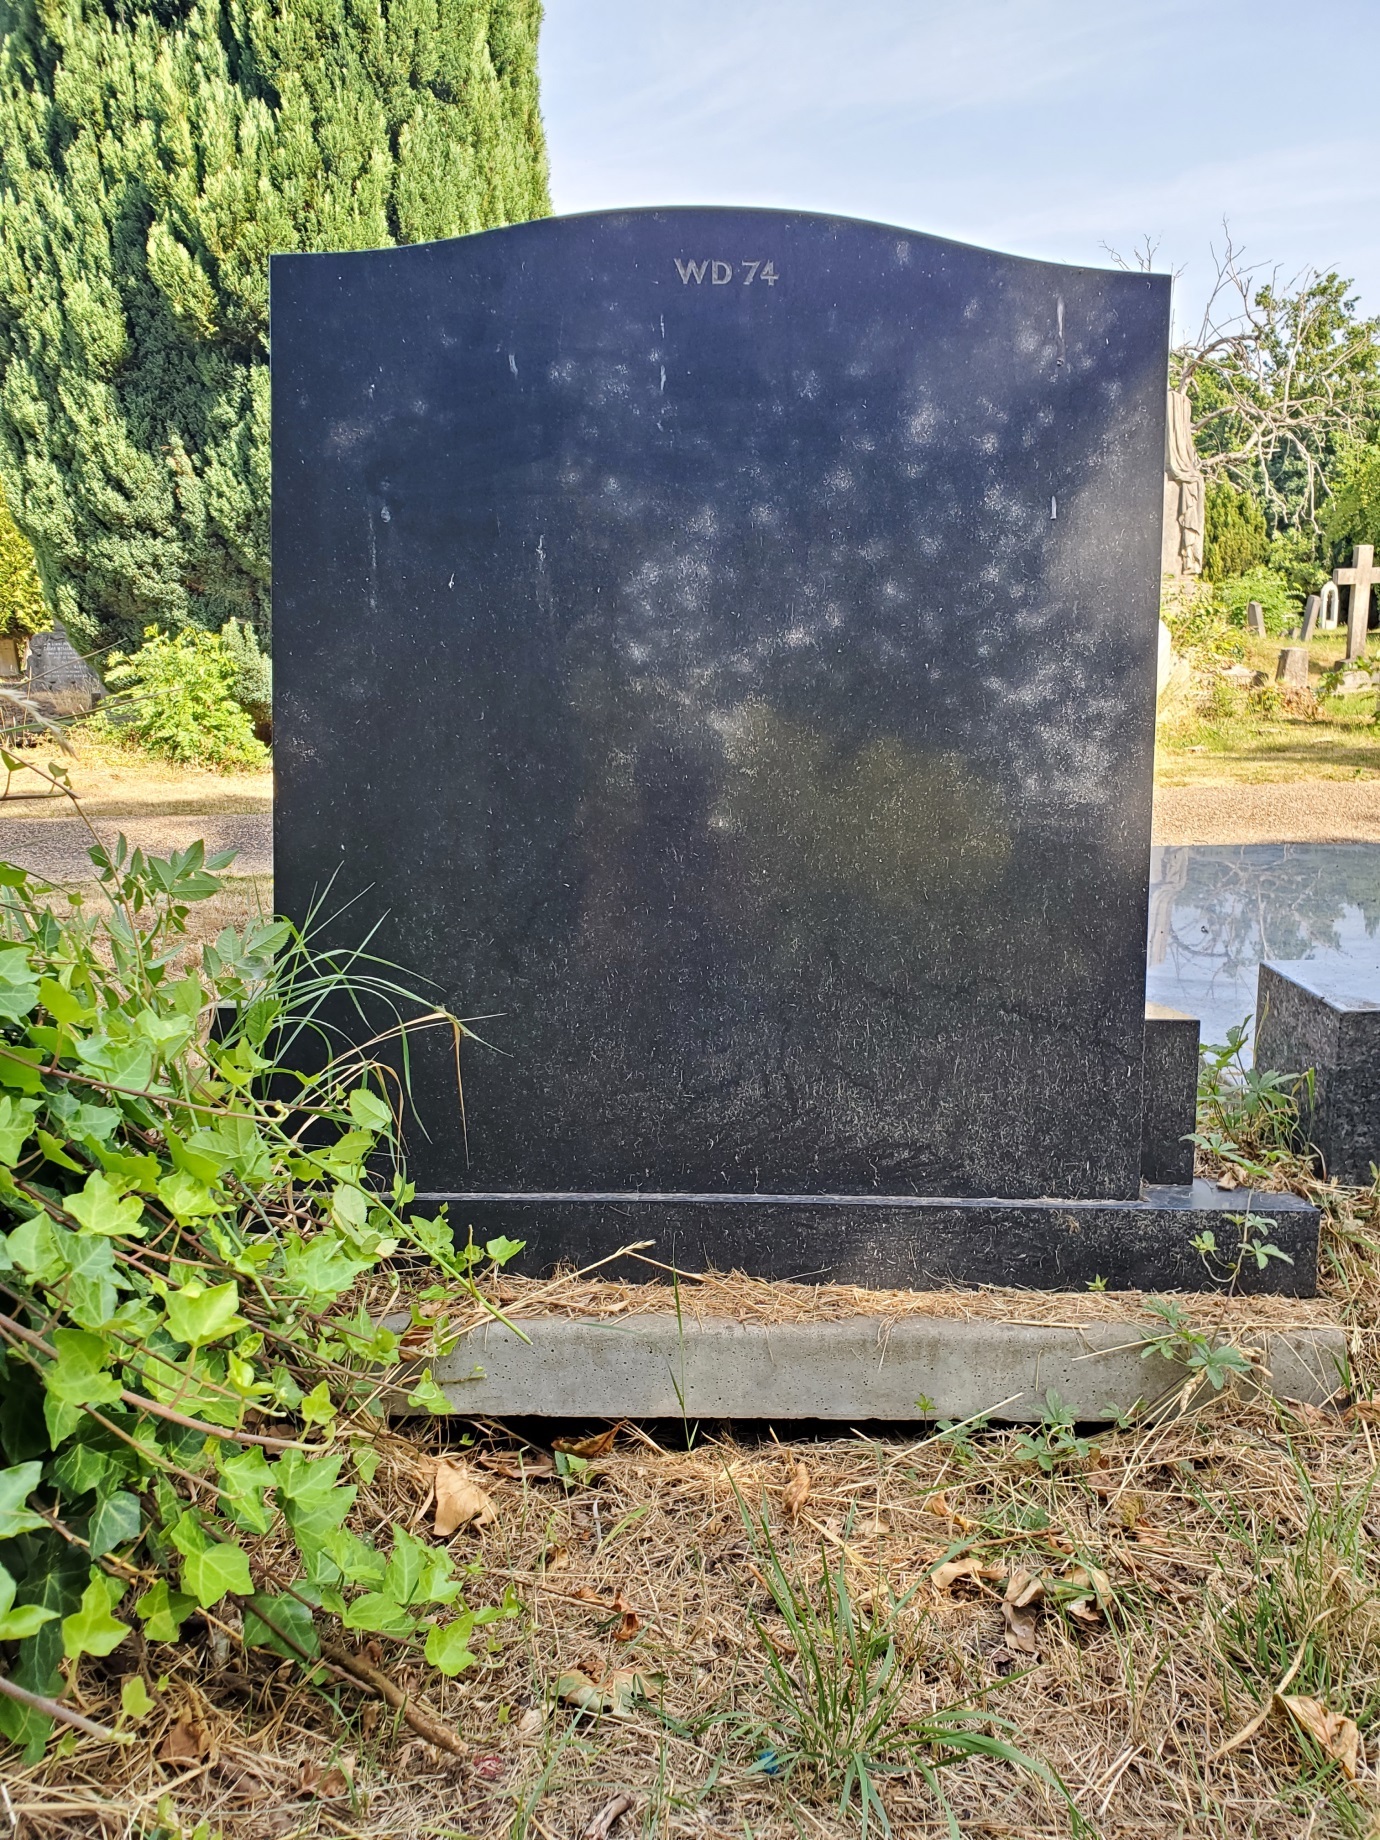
<box><xmin>0</xmin><ymin>0</ymin><xmax>549</xmax><ymax>653</ymax></box>
<box><xmin>0</xmin><ymin>487</ymin><xmax>46</xmax><ymax>640</ymax></box>
<box><xmin>1202</xmin><ymin>478</ymin><xmax>1268</xmax><ymax>582</ymax></box>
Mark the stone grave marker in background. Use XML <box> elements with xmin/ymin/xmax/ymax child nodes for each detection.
<box><xmin>1246</xmin><ymin>600</ymin><xmax>1266</xmax><ymax>636</ymax></box>
<box><xmin>1335</xmin><ymin>544</ymin><xmax>1380</xmax><ymax>662</ymax></box>
<box><xmin>1300</xmin><ymin>594</ymin><xmax>1320</xmax><ymax>642</ymax></box>
<box><xmin>1275</xmin><ymin>647</ymin><xmax>1308</xmax><ymax>688</ymax></box>
<box><xmin>273</xmin><ymin>208</ymin><xmax>1318</xmax><ymax>1292</ymax></box>
<box><xmin>24</xmin><ymin>624</ymin><xmax>104</xmax><ymax>716</ymax></box>
<box><xmin>1318</xmin><ymin>581</ymin><xmax>1341</xmax><ymax>630</ymax></box>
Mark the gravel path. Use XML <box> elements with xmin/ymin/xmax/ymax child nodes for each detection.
<box><xmin>0</xmin><ymin>814</ymin><xmax>272</xmax><ymax>882</ymax></box>
<box><xmin>1153</xmin><ymin>781</ymin><xmax>1380</xmax><ymax>845</ymax></box>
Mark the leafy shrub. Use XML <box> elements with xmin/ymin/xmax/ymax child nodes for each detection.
<box><xmin>0</xmin><ymin>786</ymin><xmax>510</xmax><ymax>1758</ymax></box>
<box><xmin>91</xmin><ymin>626</ymin><xmax>267</xmax><ymax>768</ymax></box>
<box><xmin>1323</xmin><ymin>437</ymin><xmax>1380</xmax><ymax>564</ymax></box>
<box><xmin>1161</xmin><ymin>577</ymin><xmax>1242</xmax><ymax>668</ymax></box>
<box><xmin>1212</xmin><ymin>566</ymin><xmax>1304</xmax><ymax>637</ymax></box>
<box><xmin>1265</xmin><ymin>527</ymin><xmax>1328</xmax><ymax>600</ymax></box>
<box><xmin>0</xmin><ymin>492</ymin><xmax>48</xmax><ymax>644</ymax></box>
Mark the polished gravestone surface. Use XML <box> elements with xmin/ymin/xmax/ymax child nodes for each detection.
<box><xmin>273</xmin><ymin>207</ymin><xmax>1318</xmax><ymax>1291</ymax></box>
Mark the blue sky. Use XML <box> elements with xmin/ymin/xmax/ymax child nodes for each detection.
<box><xmin>540</xmin><ymin>0</ymin><xmax>1380</xmax><ymax>335</ymax></box>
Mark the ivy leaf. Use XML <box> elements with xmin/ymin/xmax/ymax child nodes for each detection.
<box><xmin>484</xmin><ymin>1236</ymin><xmax>525</xmax><ymax>1268</ymax></box>
<box><xmin>50</xmin><ymin>1442</ymin><xmax>118</xmax><ymax>1498</ymax></box>
<box><xmin>87</xmin><ymin>1490</ymin><xmax>141</xmax><ymax>1559</ymax></box>
<box><xmin>133</xmin><ymin>1010</ymin><xmax>194</xmax><ymax>1058</ymax></box>
<box><xmin>74</xmin><ymin>1034</ymin><xmax>154</xmax><ymax>1095</ymax></box>
<box><xmin>62</xmin><ymin>1231</ymin><xmax>123</xmax><ymax>1331</ymax></box>
<box><xmin>0</xmin><ymin>944</ymin><xmax>40</xmax><ymax>1021</ymax></box>
<box><xmin>178</xmin><ymin>1532</ymin><xmax>253</xmax><ymax>1607</ymax></box>
<box><xmin>165</xmin><ymin>1280</ymin><xmax>246</xmax><ymax>1347</ymax></box>
<box><xmin>270</xmin><ymin>1451</ymin><xmax>355</xmax><ymax>1545</ymax></box>
<box><xmin>156</xmin><ymin>1167</ymin><xmax>221</xmax><ymax>1220</ymax></box>
<box><xmin>298</xmin><ymin>1381</ymin><xmax>335</xmax><ymax>1429</ymax></box>
<box><xmin>281</xmin><ymin>1232</ymin><xmax>373</xmax><ymax>1303</ymax></box>
<box><xmin>6</xmin><ymin>1212</ymin><xmax>65</xmax><ymax>1285</ymax></box>
<box><xmin>0</xmin><ymin>1044</ymin><xmax>45</xmax><ymax>1094</ymax></box>
<box><xmin>243</xmin><ymin>1592</ymin><xmax>319</xmax><ymax>1661</ymax></box>
<box><xmin>35</xmin><ymin>1128</ymin><xmax>85</xmax><ymax>1174</ymax></box>
<box><xmin>0</xmin><ymin>1094</ymin><xmax>39</xmax><ymax>1164</ymax></box>
<box><xmin>86</xmin><ymin>1142</ymin><xmax>162</xmax><ymax>1191</ymax></box>
<box><xmin>216</xmin><ymin>1446</ymin><xmax>276</xmax><ymax>1535</ymax></box>
<box><xmin>347</xmin><ymin>1087</ymin><xmax>391</xmax><ymax>1131</ymax></box>
<box><xmin>61</xmin><ymin>1569</ymin><xmax>130</xmax><ymax>1660</ymax></box>
<box><xmin>37</xmin><ymin>978</ymin><xmax>92</xmax><ymax>1028</ymax></box>
<box><xmin>135</xmin><ymin>1579</ymin><xmax>196</xmax><ymax>1642</ymax></box>
<box><xmin>425</xmin><ymin>1613</ymin><xmax>479</xmax><ymax>1677</ymax></box>
<box><xmin>186</xmin><ymin>1114</ymin><xmax>273</xmax><ymax>1187</ymax></box>
<box><xmin>0</xmin><ymin>1563</ymin><xmax>57</xmax><ymax>1642</ymax></box>
<box><xmin>120</xmin><ymin>1675</ymin><xmax>156</xmax><ymax>1720</ymax></box>
<box><xmin>342</xmin><ymin>1591</ymin><xmax>414</xmax><ymax>1637</ymax></box>
<box><xmin>406</xmin><ymin>1370</ymin><xmax>452</xmax><ymax>1415</ymax></box>
<box><xmin>164</xmin><ymin>1127</ymin><xmax>223</xmax><ymax>1184</ymax></box>
<box><xmin>65</xmin><ymin>1172</ymin><xmax>146</xmax><ymax>1239</ymax></box>
<box><xmin>45</xmin><ymin>1328</ymin><xmax>123</xmax><ymax>1408</ymax></box>
<box><xmin>321</xmin><ymin>1527</ymin><xmax>386</xmax><ymax>1588</ymax></box>
<box><xmin>0</xmin><ymin>1462</ymin><xmax>47</xmax><ymax>1539</ymax></box>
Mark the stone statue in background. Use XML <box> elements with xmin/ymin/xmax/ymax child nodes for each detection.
<box><xmin>1162</xmin><ymin>389</ymin><xmax>1205</xmax><ymax>578</ymax></box>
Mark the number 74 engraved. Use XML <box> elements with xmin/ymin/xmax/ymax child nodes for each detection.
<box><xmin>675</xmin><ymin>259</ymin><xmax>779</xmax><ymax>286</ymax></box>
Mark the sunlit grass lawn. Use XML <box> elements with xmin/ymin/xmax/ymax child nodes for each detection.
<box><xmin>1157</xmin><ymin>628</ymin><xmax>1380</xmax><ymax>784</ymax></box>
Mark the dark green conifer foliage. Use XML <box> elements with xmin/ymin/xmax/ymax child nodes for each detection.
<box><xmin>0</xmin><ymin>0</ymin><xmax>549</xmax><ymax>651</ymax></box>
<box><xmin>1202</xmin><ymin>478</ymin><xmax>1268</xmax><ymax>582</ymax></box>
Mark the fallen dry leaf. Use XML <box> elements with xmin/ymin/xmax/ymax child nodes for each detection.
<box><xmin>783</xmin><ymin>1462</ymin><xmax>811</xmax><ymax>1521</ymax></box>
<box><xmin>298</xmin><ymin>1762</ymin><xmax>350</xmax><ymax>1800</ymax></box>
<box><xmin>572</xmin><ymin>1586</ymin><xmax>641</xmax><ymax>1640</ymax></box>
<box><xmin>1063</xmin><ymin>1563</ymin><xmax>1111</xmax><ymax>1626</ymax></box>
<box><xmin>612</xmin><ymin>1596</ymin><xmax>641</xmax><ymax>1644</ymax></box>
<box><xmin>583</xmin><ymin>1790</ymin><xmax>636</xmax><ymax>1838</ymax></box>
<box><xmin>516</xmin><ymin>1706</ymin><xmax>545</xmax><ymax>1738</ymax></box>
<box><xmin>539</xmin><ymin>1542</ymin><xmax>570</xmax><ymax>1572</ymax></box>
<box><xmin>434</xmin><ymin>1460</ymin><xmax>498</xmax><ymax>1536</ymax></box>
<box><xmin>1216</xmin><ymin>1170</ymin><xmax>1240</xmax><ymax>1190</ymax></box>
<box><xmin>1280</xmin><ymin>1693</ymin><xmax>1360</xmax><ymax>1779</ymax></box>
<box><xmin>557</xmin><ymin>1667</ymin><xmax>654</xmax><ymax>1720</ymax></box>
<box><xmin>1000</xmin><ymin>1569</ymin><xmax>1043</xmax><ymax>1655</ymax></box>
<box><xmin>1349</xmin><ymin>1397</ymin><xmax>1380</xmax><ymax>1425</ymax></box>
<box><xmin>922</xmin><ymin>1491</ymin><xmax>978</xmax><ymax>1531</ymax></box>
<box><xmin>930</xmin><ymin>1557</ymin><xmax>1002</xmax><ymax>1593</ymax></box>
<box><xmin>480</xmin><ymin>1449</ymin><xmax>558</xmax><ymax>1481</ymax></box>
<box><xmin>553</xmin><ymin>1425</ymin><xmax>621</xmax><ymax>1459</ymax></box>
<box><xmin>158</xmin><ymin>1714</ymin><xmax>211</xmax><ymax>1764</ymax></box>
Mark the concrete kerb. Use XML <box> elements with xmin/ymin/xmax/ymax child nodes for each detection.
<box><xmin>412</xmin><ymin>1312</ymin><xmax>1348</xmax><ymax>1424</ymax></box>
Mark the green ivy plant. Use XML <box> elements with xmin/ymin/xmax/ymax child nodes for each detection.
<box><xmin>0</xmin><ymin>766</ymin><xmax>515</xmax><ymax>1757</ymax></box>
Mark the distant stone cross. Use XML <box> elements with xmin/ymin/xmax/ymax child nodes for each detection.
<box><xmin>1334</xmin><ymin>544</ymin><xmax>1380</xmax><ymax>661</ymax></box>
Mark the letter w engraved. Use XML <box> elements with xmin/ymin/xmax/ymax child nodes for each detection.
<box><xmin>675</xmin><ymin>259</ymin><xmax>708</xmax><ymax>284</ymax></box>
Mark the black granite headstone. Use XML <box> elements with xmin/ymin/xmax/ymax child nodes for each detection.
<box><xmin>273</xmin><ymin>208</ymin><xmax>1318</xmax><ymax>1291</ymax></box>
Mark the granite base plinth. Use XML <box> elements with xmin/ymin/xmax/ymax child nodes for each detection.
<box><xmin>426</xmin><ymin>1181</ymin><xmax>1320</xmax><ymax>1295</ymax></box>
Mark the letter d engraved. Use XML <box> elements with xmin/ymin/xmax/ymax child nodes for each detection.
<box><xmin>711</xmin><ymin>260</ymin><xmax>733</xmax><ymax>285</ymax></box>
<box><xmin>675</xmin><ymin>259</ymin><xmax>708</xmax><ymax>284</ymax></box>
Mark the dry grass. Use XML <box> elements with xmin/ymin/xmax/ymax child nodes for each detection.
<box><xmin>7</xmin><ymin>1171</ymin><xmax>1380</xmax><ymax>1839</ymax></box>
<box><xmin>0</xmin><ymin>735</ymin><xmax>271</xmax><ymax>820</ymax></box>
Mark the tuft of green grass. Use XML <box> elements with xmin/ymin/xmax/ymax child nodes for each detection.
<box><xmin>727</xmin><ymin>1496</ymin><xmax>1080</xmax><ymax>1837</ymax></box>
